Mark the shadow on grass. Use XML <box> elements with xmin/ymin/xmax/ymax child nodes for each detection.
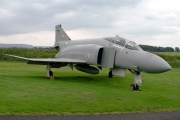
<box><xmin>2</xmin><ymin>73</ymin><xmax>128</xmax><ymax>89</ymax></box>
<box><xmin>62</xmin><ymin>75</ymin><xmax>126</xmax><ymax>88</ymax></box>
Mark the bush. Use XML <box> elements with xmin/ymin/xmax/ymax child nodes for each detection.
<box><xmin>155</xmin><ymin>53</ymin><xmax>180</xmax><ymax>68</ymax></box>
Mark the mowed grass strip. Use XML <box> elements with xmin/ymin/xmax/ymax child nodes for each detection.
<box><xmin>0</xmin><ymin>62</ymin><xmax>180</xmax><ymax>115</ymax></box>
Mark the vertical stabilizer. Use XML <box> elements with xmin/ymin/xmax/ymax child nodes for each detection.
<box><xmin>54</xmin><ymin>24</ymin><xmax>71</xmax><ymax>47</ymax></box>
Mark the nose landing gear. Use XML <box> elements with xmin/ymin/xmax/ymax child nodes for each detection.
<box><xmin>129</xmin><ymin>70</ymin><xmax>142</xmax><ymax>91</ymax></box>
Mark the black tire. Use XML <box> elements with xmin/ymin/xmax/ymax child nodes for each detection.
<box><xmin>135</xmin><ymin>84</ymin><xmax>139</xmax><ymax>90</ymax></box>
<box><xmin>130</xmin><ymin>84</ymin><xmax>135</xmax><ymax>91</ymax></box>
<box><xmin>108</xmin><ymin>70</ymin><xmax>113</xmax><ymax>78</ymax></box>
<box><xmin>130</xmin><ymin>84</ymin><xmax>139</xmax><ymax>91</ymax></box>
<box><xmin>49</xmin><ymin>71</ymin><xmax>53</xmax><ymax>76</ymax></box>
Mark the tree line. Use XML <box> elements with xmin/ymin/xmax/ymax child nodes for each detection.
<box><xmin>139</xmin><ymin>45</ymin><xmax>180</xmax><ymax>52</ymax></box>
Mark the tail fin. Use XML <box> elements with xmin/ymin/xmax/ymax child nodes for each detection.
<box><xmin>54</xmin><ymin>24</ymin><xmax>71</xmax><ymax>47</ymax></box>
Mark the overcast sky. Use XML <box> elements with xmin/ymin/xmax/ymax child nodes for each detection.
<box><xmin>0</xmin><ymin>0</ymin><xmax>180</xmax><ymax>48</ymax></box>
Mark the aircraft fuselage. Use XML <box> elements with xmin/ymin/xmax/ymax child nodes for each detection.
<box><xmin>56</xmin><ymin>38</ymin><xmax>171</xmax><ymax>74</ymax></box>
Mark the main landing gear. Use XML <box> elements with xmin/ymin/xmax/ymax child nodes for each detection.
<box><xmin>46</xmin><ymin>64</ymin><xmax>54</xmax><ymax>79</ymax></box>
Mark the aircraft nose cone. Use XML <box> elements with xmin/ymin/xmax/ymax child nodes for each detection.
<box><xmin>145</xmin><ymin>54</ymin><xmax>172</xmax><ymax>73</ymax></box>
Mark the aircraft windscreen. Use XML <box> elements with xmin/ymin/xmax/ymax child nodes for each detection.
<box><xmin>104</xmin><ymin>36</ymin><xmax>143</xmax><ymax>51</ymax></box>
<box><xmin>125</xmin><ymin>41</ymin><xmax>143</xmax><ymax>50</ymax></box>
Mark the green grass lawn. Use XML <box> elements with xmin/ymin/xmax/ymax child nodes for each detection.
<box><xmin>0</xmin><ymin>61</ymin><xmax>180</xmax><ymax>115</ymax></box>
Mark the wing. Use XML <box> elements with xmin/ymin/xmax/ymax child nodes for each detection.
<box><xmin>4</xmin><ymin>54</ymin><xmax>87</xmax><ymax>65</ymax></box>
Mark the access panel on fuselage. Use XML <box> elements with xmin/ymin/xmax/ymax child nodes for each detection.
<box><xmin>101</xmin><ymin>47</ymin><xmax>116</xmax><ymax>68</ymax></box>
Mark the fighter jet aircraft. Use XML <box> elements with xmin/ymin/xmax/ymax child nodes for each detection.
<box><xmin>5</xmin><ymin>24</ymin><xmax>172</xmax><ymax>90</ymax></box>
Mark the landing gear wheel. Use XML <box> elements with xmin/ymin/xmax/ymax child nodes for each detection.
<box><xmin>49</xmin><ymin>71</ymin><xmax>53</xmax><ymax>76</ymax></box>
<box><xmin>130</xmin><ymin>84</ymin><xmax>135</xmax><ymax>91</ymax></box>
<box><xmin>49</xmin><ymin>71</ymin><xmax>54</xmax><ymax>80</ymax></box>
<box><xmin>136</xmin><ymin>84</ymin><xmax>139</xmax><ymax>90</ymax></box>
<box><xmin>130</xmin><ymin>84</ymin><xmax>139</xmax><ymax>91</ymax></box>
<box><xmin>108</xmin><ymin>70</ymin><xmax>113</xmax><ymax>78</ymax></box>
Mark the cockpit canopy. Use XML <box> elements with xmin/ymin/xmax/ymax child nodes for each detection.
<box><xmin>104</xmin><ymin>35</ymin><xmax>143</xmax><ymax>51</ymax></box>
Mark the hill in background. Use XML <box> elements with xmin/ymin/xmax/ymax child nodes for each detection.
<box><xmin>0</xmin><ymin>43</ymin><xmax>34</xmax><ymax>48</ymax></box>
<box><xmin>0</xmin><ymin>43</ymin><xmax>52</xmax><ymax>48</ymax></box>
